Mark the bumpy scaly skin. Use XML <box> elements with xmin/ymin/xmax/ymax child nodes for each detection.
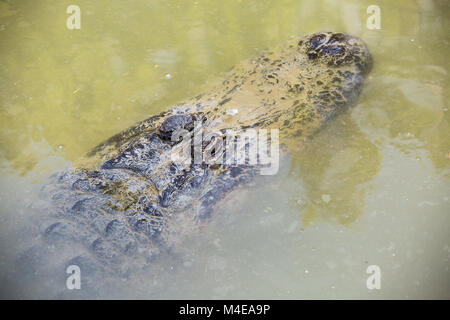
<box><xmin>18</xmin><ymin>32</ymin><xmax>372</xmax><ymax>295</ymax></box>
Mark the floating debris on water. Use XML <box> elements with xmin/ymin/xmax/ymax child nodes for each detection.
<box><xmin>226</xmin><ymin>109</ymin><xmax>239</xmax><ymax>116</ymax></box>
<box><xmin>263</xmin><ymin>206</ymin><xmax>273</xmax><ymax>213</ymax></box>
<box><xmin>321</xmin><ymin>194</ymin><xmax>331</xmax><ymax>203</ymax></box>
<box><xmin>164</xmin><ymin>73</ymin><xmax>172</xmax><ymax>79</ymax></box>
<box><xmin>296</xmin><ymin>199</ymin><xmax>306</xmax><ymax>207</ymax></box>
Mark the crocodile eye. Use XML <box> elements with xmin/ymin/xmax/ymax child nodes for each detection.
<box><xmin>309</xmin><ymin>34</ymin><xmax>327</xmax><ymax>49</ymax></box>
<box><xmin>159</xmin><ymin>114</ymin><xmax>193</xmax><ymax>141</ymax></box>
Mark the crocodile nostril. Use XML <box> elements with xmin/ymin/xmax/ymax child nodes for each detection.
<box><xmin>329</xmin><ymin>33</ymin><xmax>346</xmax><ymax>43</ymax></box>
<box><xmin>309</xmin><ymin>34</ymin><xmax>327</xmax><ymax>49</ymax></box>
<box><xmin>321</xmin><ymin>45</ymin><xmax>344</xmax><ymax>55</ymax></box>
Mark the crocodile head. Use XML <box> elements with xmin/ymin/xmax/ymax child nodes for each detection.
<box><xmin>302</xmin><ymin>32</ymin><xmax>372</xmax><ymax>75</ymax></box>
<box><xmin>293</xmin><ymin>32</ymin><xmax>373</xmax><ymax>111</ymax></box>
<box><xmin>217</xmin><ymin>32</ymin><xmax>373</xmax><ymax>140</ymax></box>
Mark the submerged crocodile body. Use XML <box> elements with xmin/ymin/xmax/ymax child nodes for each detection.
<box><xmin>17</xmin><ymin>32</ymin><xmax>372</xmax><ymax>296</ymax></box>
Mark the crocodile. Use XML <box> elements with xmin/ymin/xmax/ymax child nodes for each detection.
<box><xmin>15</xmin><ymin>32</ymin><xmax>372</xmax><ymax>297</ymax></box>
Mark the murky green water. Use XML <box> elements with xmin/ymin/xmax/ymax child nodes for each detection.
<box><xmin>0</xmin><ymin>0</ymin><xmax>449</xmax><ymax>298</ymax></box>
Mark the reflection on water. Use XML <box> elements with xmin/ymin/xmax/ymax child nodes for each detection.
<box><xmin>291</xmin><ymin>114</ymin><xmax>382</xmax><ymax>226</ymax></box>
<box><xmin>0</xmin><ymin>0</ymin><xmax>448</xmax><ymax>298</ymax></box>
